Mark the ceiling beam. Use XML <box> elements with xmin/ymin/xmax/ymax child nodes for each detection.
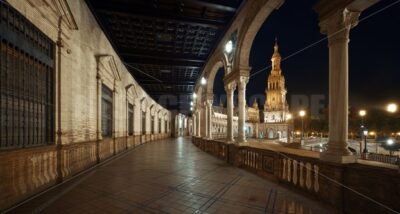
<box><xmin>138</xmin><ymin>79</ymin><xmax>195</xmax><ymax>85</ymax></box>
<box><xmin>120</xmin><ymin>52</ymin><xmax>206</xmax><ymax>64</ymax></box>
<box><xmin>96</xmin><ymin>8</ymin><xmax>225</xmax><ymax>29</ymax></box>
<box><xmin>129</xmin><ymin>63</ymin><xmax>200</xmax><ymax>70</ymax></box>
<box><xmin>123</xmin><ymin>55</ymin><xmax>204</xmax><ymax>67</ymax></box>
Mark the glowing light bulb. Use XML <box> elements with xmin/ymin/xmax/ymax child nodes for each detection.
<box><xmin>225</xmin><ymin>40</ymin><xmax>233</xmax><ymax>53</ymax></box>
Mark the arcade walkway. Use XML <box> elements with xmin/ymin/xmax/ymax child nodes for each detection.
<box><xmin>10</xmin><ymin>138</ymin><xmax>331</xmax><ymax>214</ymax></box>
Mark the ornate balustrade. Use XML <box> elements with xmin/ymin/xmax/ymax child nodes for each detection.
<box><xmin>192</xmin><ymin>137</ymin><xmax>400</xmax><ymax>214</ymax></box>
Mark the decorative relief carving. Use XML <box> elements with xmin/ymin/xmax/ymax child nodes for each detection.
<box><xmin>319</xmin><ymin>8</ymin><xmax>360</xmax><ymax>44</ymax></box>
<box><xmin>97</xmin><ymin>55</ymin><xmax>121</xmax><ymax>90</ymax></box>
<box><xmin>262</xmin><ymin>155</ymin><xmax>274</xmax><ymax>173</ymax></box>
<box><xmin>27</xmin><ymin>0</ymin><xmax>78</xmax><ymax>40</ymax></box>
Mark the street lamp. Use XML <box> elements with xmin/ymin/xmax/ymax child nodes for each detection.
<box><xmin>358</xmin><ymin>110</ymin><xmax>367</xmax><ymax>146</ymax></box>
<box><xmin>387</xmin><ymin>138</ymin><xmax>394</xmax><ymax>145</ymax></box>
<box><xmin>363</xmin><ymin>129</ymin><xmax>368</xmax><ymax>154</ymax></box>
<box><xmin>386</xmin><ymin>103</ymin><xmax>398</xmax><ymax>113</ymax></box>
<box><xmin>359</xmin><ymin>110</ymin><xmax>366</xmax><ymax>127</ymax></box>
<box><xmin>299</xmin><ymin>110</ymin><xmax>306</xmax><ymax>145</ymax></box>
<box><xmin>387</xmin><ymin>138</ymin><xmax>395</xmax><ymax>157</ymax></box>
<box><xmin>192</xmin><ymin>93</ymin><xmax>197</xmax><ymax>99</ymax></box>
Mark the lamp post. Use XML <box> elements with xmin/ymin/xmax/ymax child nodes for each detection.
<box><xmin>358</xmin><ymin>110</ymin><xmax>367</xmax><ymax>154</ymax></box>
<box><xmin>299</xmin><ymin>110</ymin><xmax>306</xmax><ymax>145</ymax></box>
<box><xmin>363</xmin><ymin>129</ymin><xmax>368</xmax><ymax>155</ymax></box>
<box><xmin>286</xmin><ymin>113</ymin><xmax>292</xmax><ymax>143</ymax></box>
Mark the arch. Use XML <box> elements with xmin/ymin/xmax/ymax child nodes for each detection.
<box><xmin>205</xmin><ymin>61</ymin><xmax>224</xmax><ymax>96</ymax></box>
<box><xmin>149</xmin><ymin>104</ymin><xmax>156</xmax><ymax>116</ymax></box>
<box><xmin>268</xmin><ymin>128</ymin><xmax>274</xmax><ymax>139</ymax></box>
<box><xmin>197</xmin><ymin>51</ymin><xmax>229</xmax><ymax>97</ymax></box>
<box><xmin>277</xmin><ymin>131</ymin><xmax>282</xmax><ymax>139</ymax></box>
<box><xmin>235</xmin><ymin>0</ymin><xmax>283</xmax><ymax>69</ymax></box>
<box><xmin>195</xmin><ymin>86</ymin><xmax>203</xmax><ymax>108</ymax></box>
<box><xmin>126</xmin><ymin>83</ymin><xmax>139</xmax><ymax>101</ymax></box>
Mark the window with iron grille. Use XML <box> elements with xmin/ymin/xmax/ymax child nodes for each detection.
<box><xmin>101</xmin><ymin>85</ymin><xmax>113</xmax><ymax>138</ymax></box>
<box><xmin>141</xmin><ymin>111</ymin><xmax>146</xmax><ymax>134</ymax></box>
<box><xmin>0</xmin><ymin>2</ymin><xmax>55</xmax><ymax>149</ymax></box>
<box><xmin>128</xmin><ymin>103</ymin><xmax>133</xmax><ymax>136</ymax></box>
<box><xmin>158</xmin><ymin>118</ymin><xmax>161</xmax><ymax>133</ymax></box>
<box><xmin>151</xmin><ymin>115</ymin><xmax>154</xmax><ymax>134</ymax></box>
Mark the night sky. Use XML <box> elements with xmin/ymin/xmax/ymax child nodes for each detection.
<box><xmin>213</xmin><ymin>0</ymin><xmax>400</xmax><ymax>111</ymax></box>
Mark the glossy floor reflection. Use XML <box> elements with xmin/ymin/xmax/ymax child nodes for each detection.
<box><xmin>11</xmin><ymin>137</ymin><xmax>332</xmax><ymax>214</ymax></box>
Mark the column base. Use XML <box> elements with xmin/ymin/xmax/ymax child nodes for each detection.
<box><xmin>320</xmin><ymin>140</ymin><xmax>356</xmax><ymax>163</ymax></box>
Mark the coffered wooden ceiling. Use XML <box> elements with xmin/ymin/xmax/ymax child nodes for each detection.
<box><xmin>86</xmin><ymin>0</ymin><xmax>243</xmax><ymax>112</ymax></box>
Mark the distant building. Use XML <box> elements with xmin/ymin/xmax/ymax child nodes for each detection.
<box><xmin>259</xmin><ymin>39</ymin><xmax>292</xmax><ymax>140</ymax></box>
<box><xmin>247</xmin><ymin>99</ymin><xmax>260</xmax><ymax>123</ymax></box>
<box><xmin>210</xmin><ymin>39</ymin><xmax>292</xmax><ymax>141</ymax></box>
<box><xmin>264</xmin><ymin>39</ymin><xmax>289</xmax><ymax>123</ymax></box>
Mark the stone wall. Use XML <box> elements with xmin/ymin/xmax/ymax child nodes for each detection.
<box><xmin>0</xmin><ymin>0</ymin><xmax>172</xmax><ymax>211</ymax></box>
<box><xmin>192</xmin><ymin>137</ymin><xmax>400</xmax><ymax>214</ymax></box>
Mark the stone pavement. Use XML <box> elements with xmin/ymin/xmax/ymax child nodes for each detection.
<box><xmin>10</xmin><ymin>137</ymin><xmax>332</xmax><ymax>214</ymax></box>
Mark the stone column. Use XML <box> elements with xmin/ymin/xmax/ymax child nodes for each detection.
<box><xmin>237</xmin><ymin>76</ymin><xmax>249</xmax><ymax>143</ymax></box>
<box><xmin>319</xmin><ymin>9</ymin><xmax>360</xmax><ymax>163</ymax></box>
<box><xmin>206</xmin><ymin>99</ymin><xmax>213</xmax><ymax>139</ymax></box>
<box><xmin>193</xmin><ymin>114</ymin><xmax>197</xmax><ymax>136</ymax></box>
<box><xmin>197</xmin><ymin>110</ymin><xmax>201</xmax><ymax>137</ymax></box>
<box><xmin>225</xmin><ymin>83</ymin><xmax>236</xmax><ymax>143</ymax></box>
<box><xmin>201</xmin><ymin>103</ymin><xmax>208</xmax><ymax>138</ymax></box>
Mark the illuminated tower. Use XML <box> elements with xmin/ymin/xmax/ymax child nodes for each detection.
<box><xmin>264</xmin><ymin>39</ymin><xmax>289</xmax><ymax>123</ymax></box>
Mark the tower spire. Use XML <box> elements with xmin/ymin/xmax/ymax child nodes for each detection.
<box><xmin>274</xmin><ymin>37</ymin><xmax>279</xmax><ymax>53</ymax></box>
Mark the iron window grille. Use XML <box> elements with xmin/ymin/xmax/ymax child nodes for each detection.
<box><xmin>141</xmin><ymin>111</ymin><xmax>146</xmax><ymax>135</ymax></box>
<box><xmin>0</xmin><ymin>2</ymin><xmax>55</xmax><ymax>149</ymax></box>
<box><xmin>101</xmin><ymin>84</ymin><xmax>113</xmax><ymax>138</ymax></box>
<box><xmin>158</xmin><ymin>118</ymin><xmax>161</xmax><ymax>133</ymax></box>
<box><xmin>128</xmin><ymin>103</ymin><xmax>133</xmax><ymax>136</ymax></box>
<box><xmin>151</xmin><ymin>115</ymin><xmax>154</xmax><ymax>134</ymax></box>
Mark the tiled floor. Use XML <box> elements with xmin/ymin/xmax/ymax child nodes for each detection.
<box><xmin>10</xmin><ymin>137</ymin><xmax>332</xmax><ymax>214</ymax></box>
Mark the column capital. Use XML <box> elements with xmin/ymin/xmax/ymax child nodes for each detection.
<box><xmin>319</xmin><ymin>9</ymin><xmax>360</xmax><ymax>45</ymax></box>
<box><xmin>237</xmin><ymin>76</ymin><xmax>249</xmax><ymax>90</ymax></box>
<box><xmin>206</xmin><ymin>99</ymin><xmax>213</xmax><ymax>106</ymax></box>
<box><xmin>224</xmin><ymin>82</ymin><xmax>237</xmax><ymax>93</ymax></box>
<box><xmin>203</xmin><ymin>92</ymin><xmax>213</xmax><ymax>102</ymax></box>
